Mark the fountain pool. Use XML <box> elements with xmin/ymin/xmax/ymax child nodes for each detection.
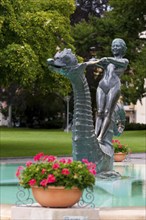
<box><xmin>0</xmin><ymin>163</ymin><xmax>145</xmax><ymax>207</ymax></box>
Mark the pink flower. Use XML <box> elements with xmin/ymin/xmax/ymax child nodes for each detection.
<box><xmin>67</xmin><ymin>159</ymin><xmax>73</xmax><ymax>164</ymax></box>
<box><xmin>34</xmin><ymin>152</ymin><xmax>44</xmax><ymax>161</ymax></box>
<box><xmin>42</xmin><ymin>155</ymin><xmax>49</xmax><ymax>161</ymax></box>
<box><xmin>82</xmin><ymin>159</ymin><xmax>89</xmax><ymax>164</ymax></box>
<box><xmin>59</xmin><ymin>158</ymin><xmax>66</xmax><ymax>163</ymax></box>
<box><xmin>29</xmin><ymin>179</ymin><xmax>36</xmax><ymax>186</ymax></box>
<box><xmin>16</xmin><ymin>166</ymin><xmax>24</xmax><ymax>178</ymax></box>
<box><xmin>41</xmin><ymin>168</ymin><xmax>46</xmax><ymax>174</ymax></box>
<box><xmin>89</xmin><ymin>169</ymin><xmax>96</xmax><ymax>175</ymax></box>
<box><xmin>52</xmin><ymin>163</ymin><xmax>60</xmax><ymax>169</ymax></box>
<box><xmin>61</xmin><ymin>168</ymin><xmax>70</xmax><ymax>175</ymax></box>
<box><xmin>43</xmin><ymin>155</ymin><xmax>56</xmax><ymax>162</ymax></box>
<box><xmin>47</xmin><ymin>174</ymin><xmax>56</xmax><ymax>183</ymax></box>
<box><xmin>47</xmin><ymin>155</ymin><xmax>57</xmax><ymax>162</ymax></box>
<box><xmin>118</xmin><ymin>145</ymin><xmax>122</xmax><ymax>148</ymax></box>
<box><xmin>87</xmin><ymin>162</ymin><xmax>96</xmax><ymax>170</ymax></box>
<box><xmin>115</xmin><ymin>140</ymin><xmax>120</xmax><ymax>144</ymax></box>
<box><xmin>26</xmin><ymin>161</ymin><xmax>32</xmax><ymax>167</ymax></box>
<box><xmin>40</xmin><ymin>179</ymin><xmax>48</xmax><ymax>187</ymax></box>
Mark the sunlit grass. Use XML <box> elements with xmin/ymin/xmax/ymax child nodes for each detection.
<box><xmin>0</xmin><ymin>127</ymin><xmax>145</xmax><ymax>157</ymax></box>
<box><xmin>0</xmin><ymin>128</ymin><xmax>72</xmax><ymax>157</ymax></box>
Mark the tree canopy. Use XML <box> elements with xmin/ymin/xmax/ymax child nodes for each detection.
<box><xmin>0</xmin><ymin>0</ymin><xmax>76</xmax><ymax>127</ymax></box>
<box><xmin>0</xmin><ymin>0</ymin><xmax>75</xmax><ymax>94</ymax></box>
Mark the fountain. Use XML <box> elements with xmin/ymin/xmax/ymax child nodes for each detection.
<box><xmin>10</xmin><ymin>40</ymin><xmax>146</xmax><ymax>219</ymax></box>
<box><xmin>47</xmin><ymin>39</ymin><xmax>128</xmax><ymax>177</ymax></box>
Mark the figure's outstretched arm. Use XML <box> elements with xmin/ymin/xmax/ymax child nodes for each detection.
<box><xmin>85</xmin><ymin>59</ymin><xmax>100</xmax><ymax>65</ymax></box>
<box><xmin>85</xmin><ymin>58</ymin><xmax>107</xmax><ymax>69</ymax></box>
<box><xmin>104</xmin><ymin>57</ymin><xmax>129</xmax><ymax>68</ymax></box>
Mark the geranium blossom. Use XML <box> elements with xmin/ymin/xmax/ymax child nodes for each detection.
<box><xmin>29</xmin><ymin>179</ymin><xmax>36</xmax><ymax>186</ymax></box>
<box><xmin>52</xmin><ymin>163</ymin><xmax>60</xmax><ymax>169</ymax></box>
<box><xmin>47</xmin><ymin>174</ymin><xmax>56</xmax><ymax>183</ymax></box>
<box><xmin>46</xmin><ymin>155</ymin><xmax>56</xmax><ymax>162</ymax></box>
<box><xmin>34</xmin><ymin>152</ymin><xmax>44</xmax><ymax>161</ymax></box>
<box><xmin>82</xmin><ymin>159</ymin><xmax>89</xmax><ymax>164</ymax></box>
<box><xmin>26</xmin><ymin>161</ymin><xmax>32</xmax><ymax>167</ymax></box>
<box><xmin>16</xmin><ymin>166</ymin><xmax>24</xmax><ymax>177</ymax></box>
<box><xmin>41</xmin><ymin>168</ymin><xmax>46</xmax><ymax>174</ymax></box>
<box><xmin>86</xmin><ymin>162</ymin><xmax>96</xmax><ymax>170</ymax></box>
<box><xmin>67</xmin><ymin>158</ymin><xmax>72</xmax><ymax>164</ymax></box>
<box><xmin>40</xmin><ymin>179</ymin><xmax>48</xmax><ymax>187</ymax></box>
<box><xmin>119</xmin><ymin>145</ymin><xmax>123</xmax><ymax>148</ymax></box>
<box><xmin>61</xmin><ymin>168</ymin><xmax>70</xmax><ymax>175</ymax></box>
<box><xmin>89</xmin><ymin>169</ymin><xmax>96</xmax><ymax>175</ymax></box>
<box><xmin>59</xmin><ymin>158</ymin><xmax>66</xmax><ymax>163</ymax></box>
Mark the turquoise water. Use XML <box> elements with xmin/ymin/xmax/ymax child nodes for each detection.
<box><xmin>0</xmin><ymin>163</ymin><xmax>145</xmax><ymax>207</ymax></box>
<box><xmin>94</xmin><ymin>164</ymin><xmax>146</xmax><ymax>207</ymax></box>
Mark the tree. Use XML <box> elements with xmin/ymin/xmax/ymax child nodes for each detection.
<box><xmin>122</xmin><ymin>44</ymin><xmax>146</xmax><ymax>104</ymax></box>
<box><xmin>0</xmin><ymin>0</ymin><xmax>75</xmax><ymax>126</ymax></box>
<box><xmin>106</xmin><ymin>0</ymin><xmax>146</xmax><ymax>104</ymax></box>
<box><xmin>0</xmin><ymin>0</ymin><xmax>75</xmax><ymax>89</ymax></box>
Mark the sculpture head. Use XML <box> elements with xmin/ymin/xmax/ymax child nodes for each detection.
<box><xmin>111</xmin><ymin>38</ymin><xmax>127</xmax><ymax>57</ymax></box>
<box><xmin>47</xmin><ymin>48</ymin><xmax>79</xmax><ymax>77</ymax></box>
<box><xmin>47</xmin><ymin>48</ymin><xmax>78</xmax><ymax>69</ymax></box>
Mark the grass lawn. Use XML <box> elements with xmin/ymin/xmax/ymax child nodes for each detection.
<box><xmin>0</xmin><ymin>127</ymin><xmax>145</xmax><ymax>157</ymax></box>
<box><xmin>0</xmin><ymin>128</ymin><xmax>72</xmax><ymax>157</ymax></box>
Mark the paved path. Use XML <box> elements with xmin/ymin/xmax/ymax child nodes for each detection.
<box><xmin>0</xmin><ymin>153</ymin><xmax>145</xmax><ymax>164</ymax></box>
<box><xmin>128</xmin><ymin>153</ymin><xmax>146</xmax><ymax>164</ymax></box>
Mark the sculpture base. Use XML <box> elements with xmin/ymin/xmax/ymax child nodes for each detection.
<box><xmin>97</xmin><ymin>170</ymin><xmax>121</xmax><ymax>180</ymax></box>
<box><xmin>11</xmin><ymin>204</ymin><xmax>99</xmax><ymax>220</ymax></box>
<box><xmin>10</xmin><ymin>204</ymin><xmax>146</xmax><ymax>220</ymax></box>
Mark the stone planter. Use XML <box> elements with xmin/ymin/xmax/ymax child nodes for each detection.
<box><xmin>31</xmin><ymin>186</ymin><xmax>82</xmax><ymax>208</ymax></box>
<box><xmin>114</xmin><ymin>152</ymin><xmax>126</xmax><ymax>162</ymax></box>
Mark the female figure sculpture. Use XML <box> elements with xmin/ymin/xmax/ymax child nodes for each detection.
<box><xmin>94</xmin><ymin>38</ymin><xmax>129</xmax><ymax>143</ymax></box>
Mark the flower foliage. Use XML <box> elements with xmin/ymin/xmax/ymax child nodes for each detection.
<box><xmin>16</xmin><ymin>152</ymin><xmax>96</xmax><ymax>190</ymax></box>
<box><xmin>112</xmin><ymin>139</ymin><xmax>129</xmax><ymax>154</ymax></box>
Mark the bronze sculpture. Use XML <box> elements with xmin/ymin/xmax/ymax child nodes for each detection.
<box><xmin>47</xmin><ymin>38</ymin><xmax>128</xmax><ymax>175</ymax></box>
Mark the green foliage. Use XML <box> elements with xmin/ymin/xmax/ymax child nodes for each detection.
<box><xmin>125</xmin><ymin>123</ymin><xmax>146</xmax><ymax>131</ymax></box>
<box><xmin>9</xmin><ymin>91</ymin><xmax>66</xmax><ymax>129</ymax></box>
<box><xmin>28</xmin><ymin>0</ymin><xmax>75</xmax><ymax>17</ymax></box>
<box><xmin>108</xmin><ymin>0</ymin><xmax>146</xmax><ymax>37</ymax></box>
<box><xmin>0</xmin><ymin>43</ymin><xmax>42</xmax><ymax>86</ymax></box>
<box><xmin>121</xmin><ymin>45</ymin><xmax>146</xmax><ymax>104</ymax></box>
<box><xmin>16</xmin><ymin>152</ymin><xmax>96</xmax><ymax>190</ymax></box>
<box><xmin>0</xmin><ymin>0</ymin><xmax>75</xmax><ymax>94</ymax></box>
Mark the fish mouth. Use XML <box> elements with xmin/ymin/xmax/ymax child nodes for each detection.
<box><xmin>47</xmin><ymin>58</ymin><xmax>66</xmax><ymax>68</ymax></box>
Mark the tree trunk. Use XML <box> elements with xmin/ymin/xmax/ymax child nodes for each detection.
<box><xmin>8</xmin><ymin>104</ymin><xmax>12</xmax><ymax>127</ymax></box>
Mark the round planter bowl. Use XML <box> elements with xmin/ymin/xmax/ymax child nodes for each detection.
<box><xmin>114</xmin><ymin>152</ymin><xmax>126</xmax><ymax>162</ymax></box>
<box><xmin>31</xmin><ymin>186</ymin><xmax>82</xmax><ymax>208</ymax></box>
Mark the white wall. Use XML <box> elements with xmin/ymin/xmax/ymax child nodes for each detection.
<box><xmin>135</xmin><ymin>96</ymin><xmax>146</xmax><ymax>124</ymax></box>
